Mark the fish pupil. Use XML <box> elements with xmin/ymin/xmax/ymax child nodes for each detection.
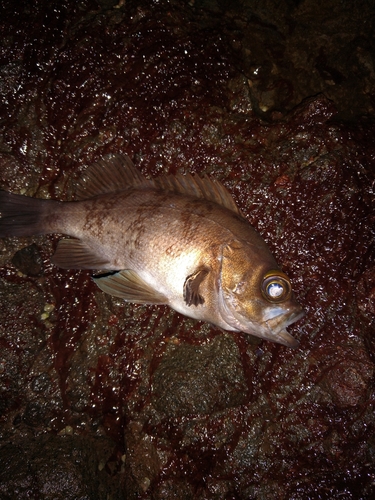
<box><xmin>267</xmin><ymin>282</ymin><xmax>284</xmax><ymax>298</ymax></box>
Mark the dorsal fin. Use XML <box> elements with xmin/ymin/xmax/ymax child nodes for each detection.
<box><xmin>75</xmin><ymin>154</ymin><xmax>153</xmax><ymax>200</ymax></box>
<box><xmin>154</xmin><ymin>172</ymin><xmax>243</xmax><ymax>216</ymax></box>
<box><xmin>76</xmin><ymin>154</ymin><xmax>242</xmax><ymax>216</ymax></box>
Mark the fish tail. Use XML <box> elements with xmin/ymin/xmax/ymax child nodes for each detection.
<box><xmin>0</xmin><ymin>191</ymin><xmax>54</xmax><ymax>238</ymax></box>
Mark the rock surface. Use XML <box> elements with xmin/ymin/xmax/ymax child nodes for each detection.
<box><xmin>0</xmin><ymin>0</ymin><xmax>374</xmax><ymax>498</ymax></box>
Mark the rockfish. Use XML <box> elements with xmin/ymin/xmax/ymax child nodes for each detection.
<box><xmin>0</xmin><ymin>154</ymin><xmax>304</xmax><ymax>347</ymax></box>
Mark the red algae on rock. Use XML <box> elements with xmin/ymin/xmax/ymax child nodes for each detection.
<box><xmin>0</xmin><ymin>0</ymin><xmax>375</xmax><ymax>498</ymax></box>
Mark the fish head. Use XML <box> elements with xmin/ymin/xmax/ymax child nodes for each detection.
<box><xmin>218</xmin><ymin>241</ymin><xmax>305</xmax><ymax>347</ymax></box>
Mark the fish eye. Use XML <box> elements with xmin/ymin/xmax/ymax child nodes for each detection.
<box><xmin>261</xmin><ymin>271</ymin><xmax>292</xmax><ymax>303</ymax></box>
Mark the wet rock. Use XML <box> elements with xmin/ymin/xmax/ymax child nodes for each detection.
<box><xmin>0</xmin><ymin>279</ymin><xmax>46</xmax><ymax>420</ymax></box>
<box><xmin>313</xmin><ymin>346</ymin><xmax>374</xmax><ymax>408</ymax></box>
<box><xmin>124</xmin><ymin>420</ymin><xmax>162</xmax><ymax>495</ymax></box>
<box><xmin>152</xmin><ymin>335</ymin><xmax>248</xmax><ymax>417</ymax></box>
<box><xmin>356</xmin><ymin>267</ymin><xmax>375</xmax><ymax>318</ymax></box>
<box><xmin>21</xmin><ymin>401</ymin><xmax>48</xmax><ymax>427</ymax></box>
<box><xmin>326</xmin><ymin>362</ymin><xmax>373</xmax><ymax>408</ymax></box>
<box><xmin>11</xmin><ymin>243</ymin><xmax>43</xmax><ymax>276</ymax></box>
<box><xmin>197</xmin><ymin>0</ymin><xmax>375</xmax><ymax>119</ymax></box>
<box><xmin>0</xmin><ymin>435</ymin><xmax>121</xmax><ymax>500</ymax></box>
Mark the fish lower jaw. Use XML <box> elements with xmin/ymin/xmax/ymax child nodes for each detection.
<box><xmin>222</xmin><ymin>310</ymin><xmax>303</xmax><ymax>348</ymax></box>
<box><xmin>261</xmin><ymin>308</ymin><xmax>305</xmax><ymax>347</ymax></box>
<box><xmin>263</xmin><ymin>326</ymin><xmax>299</xmax><ymax>348</ymax></box>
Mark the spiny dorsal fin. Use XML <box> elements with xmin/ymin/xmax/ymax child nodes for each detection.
<box><xmin>75</xmin><ymin>154</ymin><xmax>153</xmax><ymax>200</ymax></box>
<box><xmin>154</xmin><ymin>172</ymin><xmax>242</xmax><ymax>216</ymax></box>
<box><xmin>76</xmin><ymin>154</ymin><xmax>242</xmax><ymax>216</ymax></box>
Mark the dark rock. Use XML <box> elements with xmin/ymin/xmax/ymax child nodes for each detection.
<box><xmin>152</xmin><ymin>335</ymin><xmax>248</xmax><ymax>417</ymax></box>
<box><xmin>0</xmin><ymin>435</ymin><xmax>121</xmax><ymax>500</ymax></box>
<box><xmin>11</xmin><ymin>243</ymin><xmax>44</xmax><ymax>277</ymax></box>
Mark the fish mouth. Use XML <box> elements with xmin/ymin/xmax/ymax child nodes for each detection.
<box><xmin>263</xmin><ymin>307</ymin><xmax>305</xmax><ymax>348</ymax></box>
<box><xmin>218</xmin><ymin>288</ymin><xmax>305</xmax><ymax>347</ymax></box>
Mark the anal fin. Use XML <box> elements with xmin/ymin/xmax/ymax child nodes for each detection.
<box><xmin>93</xmin><ymin>269</ymin><xmax>168</xmax><ymax>304</ymax></box>
<box><xmin>51</xmin><ymin>239</ymin><xmax>111</xmax><ymax>269</ymax></box>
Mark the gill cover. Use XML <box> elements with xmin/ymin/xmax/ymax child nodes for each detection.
<box><xmin>219</xmin><ymin>241</ymin><xmax>265</xmax><ymax>331</ymax></box>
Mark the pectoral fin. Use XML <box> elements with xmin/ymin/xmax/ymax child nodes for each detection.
<box><xmin>93</xmin><ymin>269</ymin><xmax>168</xmax><ymax>304</ymax></box>
<box><xmin>183</xmin><ymin>267</ymin><xmax>209</xmax><ymax>307</ymax></box>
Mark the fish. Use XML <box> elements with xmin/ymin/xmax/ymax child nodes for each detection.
<box><xmin>0</xmin><ymin>154</ymin><xmax>304</xmax><ymax>347</ymax></box>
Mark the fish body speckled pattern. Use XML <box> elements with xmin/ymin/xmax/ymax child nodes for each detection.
<box><xmin>0</xmin><ymin>154</ymin><xmax>304</xmax><ymax>347</ymax></box>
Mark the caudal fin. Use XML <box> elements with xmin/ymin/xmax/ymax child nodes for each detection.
<box><xmin>0</xmin><ymin>191</ymin><xmax>52</xmax><ymax>238</ymax></box>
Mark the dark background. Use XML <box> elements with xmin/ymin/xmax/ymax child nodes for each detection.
<box><xmin>0</xmin><ymin>0</ymin><xmax>374</xmax><ymax>498</ymax></box>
